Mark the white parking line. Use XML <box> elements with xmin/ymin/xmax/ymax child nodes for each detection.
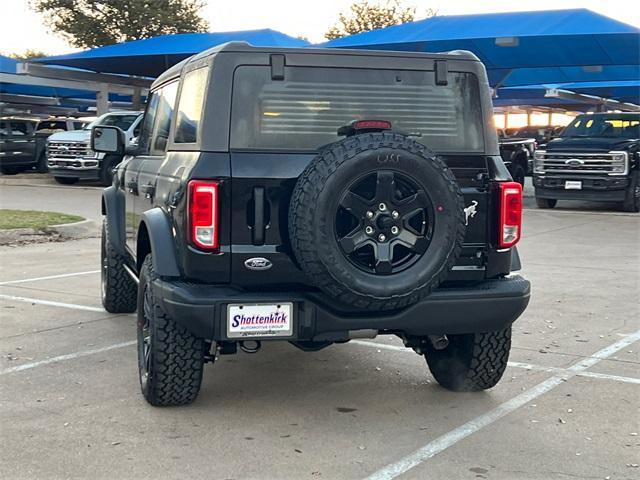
<box><xmin>363</xmin><ymin>330</ymin><xmax>640</xmax><ymax>480</ymax></box>
<box><xmin>0</xmin><ymin>294</ymin><xmax>104</xmax><ymax>312</ymax></box>
<box><xmin>506</xmin><ymin>360</ymin><xmax>640</xmax><ymax>385</ymax></box>
<box><xmin>352</xmin><ymin>341</ymin><xmax>640</xmax><ymax>385</ymax></box>
<box><xmin>0</xmin><ymin>270</ymin><xmax>100</xmax><ymax>286</ymax></box>
<box><xmin>0</xmin><ymin>341</ymin><xmax>136</xmax><ymax>376</ymax></box>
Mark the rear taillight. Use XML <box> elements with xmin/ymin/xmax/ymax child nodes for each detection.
<box><xmin>498</xmin><ymin>182</ymin><xmax>522</xmax><ymax>248</ymax></box>
<box><xmin>188</xmin><ymin>180</ymin><xmax>219</xmax><ymax>250</ymax></box>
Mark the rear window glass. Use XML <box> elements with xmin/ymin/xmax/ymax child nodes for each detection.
<box><xmin>230</xmin><ymin>66</ymin><xmax>484</xmax><ymax>152</ymax></box>
<box><xmin>175</xmin><ymin>68</ymin><xmax>208</xmax><ymax>143</ymax></box>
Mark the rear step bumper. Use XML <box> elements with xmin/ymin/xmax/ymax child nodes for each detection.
<box><xmin>153</xmin><ymin>276</ymin><xmax>531</xmax><ymax>341</ymax></box>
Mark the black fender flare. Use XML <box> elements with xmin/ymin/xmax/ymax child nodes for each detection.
<box><xmin>101</xmin><ymin>186</ymin><xmax>126</xmax><ymax>256</ymax></box>
<box><xmin>140</xmin><ymin>208</ymin><xmax>180</xmax><ymax>277</ymax></box>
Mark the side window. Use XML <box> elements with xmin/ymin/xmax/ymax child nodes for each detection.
<box><xmin>133</xmin><ymin>119</ymin><xmax>142</xmax><ymax>138</ymax></box>
<box><xmin>174</xmin><ymin>68</ymin><xmax>208</xmax><ymax>143</ymax></box>
<box><xmin>10</xmin><ymin>122</ymin><xmax>28</xmax><ymax>135</ymax></box>
<box><xmin>150</xmin><ymin>81</ymin><xmax>179</xmax><ymax>155</ymax></box>
<box><xmin>138</xmin><ymin>92</ymin><xmax>160</xmax><ymax>153</ymax></box>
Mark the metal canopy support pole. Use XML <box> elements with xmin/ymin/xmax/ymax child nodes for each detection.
<box><xmin>132</xmin><ymin>87</ymin><xmax>142</xmax><ymax>111</ymax></box>
<box><xmin>96</xmin><ymin>84</ymin><xmax>109</xmax><ymax>115</ymax></box>
<box><xmin>547</xmin><ymin>111</ymin><xmax>553</xmax><ymax>126</ymax></box>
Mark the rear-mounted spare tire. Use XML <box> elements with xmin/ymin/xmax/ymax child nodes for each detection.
<box><xmin>289</xmin><ymin>132</ymin><xmax>466</xmax><ymax>311</ymax></box>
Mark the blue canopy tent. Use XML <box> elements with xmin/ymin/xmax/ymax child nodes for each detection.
<box><xmin>35</xmin><ymin>29</ymin><xmax>309</xmax><ymax>77</ymax></box>
<box><xmin>322</xmin><ymin>9</ymin><xmax>640</xmax><ymax>90</ymax></box>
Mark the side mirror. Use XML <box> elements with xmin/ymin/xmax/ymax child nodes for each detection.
<box><xmin>91</xmin><ymin>126</ymin><xmax>125</xmax><ymax>154</ymax></box>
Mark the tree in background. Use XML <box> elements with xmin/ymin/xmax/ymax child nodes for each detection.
<box><xmin>7</xmin><ymin>49</ymin><xmax>48</xmax><ymax>60</ymax></box>
<box><xmin>325</xmin><ymin>1</ymin><xmax>435</xmax><ymax>40</ymax></box>
<box><xmin>31</xmin><ymin>0</ymin><xmax>209</xmax><ymax>49</ymax></box>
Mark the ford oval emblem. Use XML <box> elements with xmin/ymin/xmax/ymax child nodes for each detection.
<box><xmin>244</xmin><ymin>257</ymin><xmax>273</xmax><ymax>271</ymax></box>
<box><xmin>565</xmin><ymin>159</ymin><xmax>584</xmax><ymax>166</ymax></box>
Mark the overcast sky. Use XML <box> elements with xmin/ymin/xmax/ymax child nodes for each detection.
<box><xmin>1</xmin><ymin>0</ymin><xmax>639</xmax><ymax>56</ymax></box>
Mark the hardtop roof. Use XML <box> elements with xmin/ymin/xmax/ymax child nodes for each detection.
<box><xmin>151</xmin><ymin>41</ymin><xmax>480</xmax><ymax>89</ymax></box>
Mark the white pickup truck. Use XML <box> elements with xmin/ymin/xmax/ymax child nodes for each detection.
<box><xmin>47</xmin><ymin>111</ymin><xmax>142</xmax><ymax>185</ymax></box>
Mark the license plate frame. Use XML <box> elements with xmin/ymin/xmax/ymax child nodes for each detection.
<box><xmin>226</xmin><ymin>302</ymin><xmax>294</xmax><ymax>339</ymax></box>
<box><xmin>565</xmin><ymin>180</ymin><xmax>582</xmax><ymax>190</ymax></box>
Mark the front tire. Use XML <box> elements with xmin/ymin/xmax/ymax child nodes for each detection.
<box><xmin>137</xmin><ymin>255</ymin><xmax>206</xmax><ymax>406</ymax></box>
<box><xmin>101</xmin><ymin>219</ymin><xmax>137</xmax><ymax>313</ymax></box>
<box><xmin>621</xmin><ymin>171</ymin><xmax>639</xmax><ymax>213</ymax></box>
<box><xmin>1</xmin><ymin>166</ymin><xmax>20</xmax><ymax>175</ymax></box>
<box><xmin>424</xmin><ymin>327</ymin><xmax>512</xmax><ymax>391</ymax></box>
<box><xmin>99</xmin><ymin>155</ymin><xmax>119</xmax><ymax>187</ymax></box>
<box><xmin>35</xmin><ymin>152</ymin><xmax>48</xmax><ymax>173</ymax></box>
<box><xmin>535</xmin><ymin>197</ymin><xmax>557</xmax><ymax>209</ymax></box>
<box><xmin>511</xmin><ymin>164</ymin><xmax>526</xmax><ymax>187</ymax></box>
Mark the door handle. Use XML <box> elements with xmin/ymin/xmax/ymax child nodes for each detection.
<box><xmin>141</xmin><ymin>183</ymin><xmax>156</xmax><ymax>199</ymax></box>
<box><xmin>252</xmin><ymin>187</ymin><xmax>266</xmax><ymax>245</ymax></box>
<box><xmin>126</xmin><ymin>179</ymin><xmax>138</xmax><ymax>195</ymax></box>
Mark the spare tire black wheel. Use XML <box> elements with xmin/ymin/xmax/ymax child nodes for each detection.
<box><xmin>289</xmin><ymin>132</ymin><xmax>466</xmax><ymax>311</ymax></box>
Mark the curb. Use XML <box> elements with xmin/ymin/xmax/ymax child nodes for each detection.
<box><xmin>0</xmin><ymin>219</ymin><xmax>97</xmax><ymax>246</ymax></box>
<box><xmin>0</xmin><ymin>179</ymin><xmax>102</xmax><ymax>190</ymax></box>
<box><xmin>48</xmin><ymin>219</ymin><xmax>98</xmax><ymax>238</ymax></box>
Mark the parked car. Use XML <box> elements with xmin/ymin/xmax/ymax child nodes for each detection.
<box><xmin>47</xmin><ymin>111</ymin><xmax>142</xmax><ymax>185</ymax></box>
<box><xmin>497</xmin><ymin>128</ymin><xmax>536</xmax><ymax>185</ymax></box>
<box><xmin>92</xmin><ymin>43</ymin><xmax>530</xmax><ymax>406</ymax></box>
<box><xmin>534</xmin><ymin>112</ymin><xmax>639</xmax><ymax>212</ymax></box>
<box><xmin>0</xmin><ymin>117</ymin><xmax>86</xmax><ymax>174</ymax></box>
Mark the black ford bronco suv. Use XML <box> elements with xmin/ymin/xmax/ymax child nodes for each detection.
<box><xmin>534</xmin><ymin>112</ymin><xmax>640</xmax><ymax>212</ymax></box>
<box><xmin>92</xmin><ymin>43</ymin><xmax>530</xmax><ymax>406</ymax></box>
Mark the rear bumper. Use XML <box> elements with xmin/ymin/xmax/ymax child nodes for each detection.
<box><xmin>153</xmin><ymin>275</ymin><xmax>531</xmax><ymax>341</ymax></box>
<box><xmin>534</xmin><ymin>174</ymin><xmax>629</xmax><ymax>201</ymax></box>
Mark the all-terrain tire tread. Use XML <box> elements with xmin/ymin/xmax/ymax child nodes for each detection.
<box><xmin>102</xmin><ymin>220</ymin><xmax>137</xmax><ymax>313</ymax></box>
<box><xmin>426</xmin><ymin>327</ymin><xmax>512</xmax><ymax>392</ymax></box>
<box><xmin>140</xmin><ymin>256</ymin><xmax>205</xmax><ymax>406</ymax></box>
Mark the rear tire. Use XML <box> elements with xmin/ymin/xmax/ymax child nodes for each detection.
<box><xmin>54</xmin><ymin>176</ymin><xmax>78</xmax><ymax>185</ymax></box>
<box><xmin>535</xmin><ymin>197</ymin><xmax>557</xmax><ymax>209</ymax></box>
<box><xmin>101</xmin><ymin>219</ymin><xmax>137</xmax><ymax>313</ymax></box>
<box><xmin>425</xmin><ymin>327</ymin><xmax>512</xmax><ymax>392</ymax></box>
<box><xmin>137</xmin><ymin>255</ymin><xmax>206</xmax><ymax>406</ymax></box>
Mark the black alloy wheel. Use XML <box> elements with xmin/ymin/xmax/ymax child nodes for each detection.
<box><xmin>137</xmin><ymin>281</ymin><xmax>153</xmax><ymax>392</ymax></box>
<box><xmin>335</xmin><ymin>170</ymin><xmax>434</xmax><ymax>275</ymax></box>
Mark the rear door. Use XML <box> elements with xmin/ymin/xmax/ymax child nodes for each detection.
<box><xmin>136</xmin><ymin>81</ymin><xmax>179</xmax><ymax>219</ymax></box>
<box><xmin>228</xmin><ymin>64</ymin><xmax>490</xmax><ymax>286</ymax></box>
<box><xmin>123</xmin><ymin>91</ymin><xmax>163</xmax><ymax>254</ymax></box>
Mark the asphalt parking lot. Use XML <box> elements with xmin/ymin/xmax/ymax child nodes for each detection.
<box><xmin>0</xmin><ymin>178</ymin><xmax>639</xmax><ymax>480</ymax></box>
